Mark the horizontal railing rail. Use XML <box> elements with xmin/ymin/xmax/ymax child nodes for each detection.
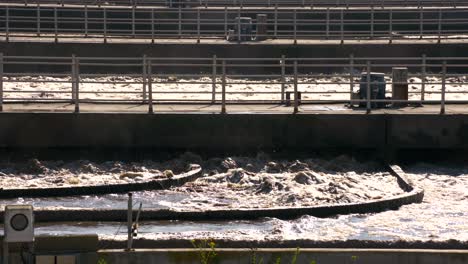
<box><xmin>0</xmin><ymin>54</ymin><xmax>467</xmax><ymax>114</ymax></box>
<box><xmin>1</xmin><ymin>6</ymin><xmax>468</xmax><ymax>43</ymax></box>
<box><xmin>1</xmin><ymin>0</ymin><xmax>468</xmax><ymax>8</ymax></box>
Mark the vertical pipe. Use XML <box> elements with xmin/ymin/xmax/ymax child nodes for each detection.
<box><xmin>224</xmin><ymin>7</ymin><xmax>227</xmax><ymax>37</ymax></box>
<box><xmin>340</xmin><ymin>8</ymin><xmax>344</xmax><ymax>44</ymax></box>
<box><xmin>104</xmin><ymin>8</ymin><xmax>107</xmax><ymax>43</ymax></box>
<box><xmin>274</xmin><ymin>5</ymin><xmax>278</xmax><ymax>39</ymax></box>
<box><xmin>437</xmin><ymin>9</ymin><xmax>442</xmax><ymax>43</ymax></box>
<box><xmin>349</xmin><ymin>54</ymin><xmax>354</xmax><ymax>105</ymax></box>
<box><xmin>142</xmin><ymin>55</ymin><xmax>147</xmax><ymax>102</ymax></box>
<box><xmin>6</xmin><ymin>6</ymin><xmax>9</xmax><ymax>42</ymax></box>
<box><xmin>237</xmin><ymin>8</ymin><xmax>241</xmax><ymax>43</ymax></box>
<box><xmin>71</xmin><ymin>55</ymin><xmax>76</xmax><ymax>102</ymax></box>
<box><xmin>370</xmin><ymin>6</ymin><xmax>374</xmax><ymax>39</ymax></box>
<box><xmin>293</xmin><ymin>9</ymin><xmax>297</xmax><ymax>44</ymax></box>
<box><xmin>132</xmin><ymin>6</ymin><xmax>136</xmax><ymax>38</ymax></box>
<box><xmin>54</xmin><ymin>7</ymin><xmax>58</xmax><ymax>43</ymax></box>
<box><xmin>440</xmin><ymin>60</ymin><xmax>446</xmax><ymax>114</ymax></box>
<box><xmin>221</xmin><ymin>60</ymin><xmax>226</xmax><ymax>114</ymax></box>
<box><xmin>148</xmin><ymin>60</ymin><xmax>153</xmax><ymax>113</ymax></box>
<box><xmin>326</xmin><ymin>8</ymin><xmax>329</xmax><ymax>39</ymax></box>
<box><xmin>421</xmin><ymin>54</ymin><xmax>426</xmax><ymax>102</ymax></box>
<box><xmin>37</xmin><ymin>4</ymin><xmax>40</xmax><ymax>37</ymax></box>
<box><xmin>197</xmin><ymin>9</ymin><xmax>200</xmax><ymax>43</ymax></box>
<box><xmin>151</xmin><ymin>8</ymin><xmax>155</xmax><ymax>43</ymax></box>
<box><xmin>127</xmin><ymin>193</ymin><xmax>133</xmax><ymax>251</ymax></box>
<box><xmin>366</xmin><ymin>61</ymin><xmax>371</xmax><ymax>114</ymax></box>
<box><xmin>293</xmin><ymin>60</ymin><xmax>298</xmax><ymax>114</ymax></box>
<box><xmin>281</xmin><ymin>55</ymin><xmax>285</xmax><ymax>103</ymax></box>
<box><xmin>85</xmin><ymin>4</ymin><xmax>88</xmax><ymax>37</ymax></box>
<box><xmin>0</xmin><ymin>53</ymin><xmax>3</xmax><ymax>112</ymax></box>
<box><xmin>212</xmin><ymin>55</ymin><xmax>217</xmax><ymax>104</ymax></box>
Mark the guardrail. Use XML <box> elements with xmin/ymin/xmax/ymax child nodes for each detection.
<box><xmin>2</xmin><ymin>0</ymin><xmax>467</xmax><ymax>8</ymax></box>
<box><xmin>0</xmin><ymin>54</ymin><xmax>467</xmax><ymax>114</ymax></box>
<box><xmin>1</xmin><ymin>6</ymin><xmax>468</xmax><ymax>43</ymax></box>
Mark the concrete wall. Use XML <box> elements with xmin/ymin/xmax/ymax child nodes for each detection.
<box><xmin>0</xmin><ymin>113</ymin><xmax>467</xmax><ymax>151</ymax></box>
<box><xmin>98</xmin><ymin>248</ymin><xmax>468</xmax><ymax>264</ymax></box>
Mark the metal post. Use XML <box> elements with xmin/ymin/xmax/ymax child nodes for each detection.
<box><xmin>281</xmin><ymin>55</ymin><xmax>285</xmax><ymax>103</ymax></box>
<box><xmin>421</xmin><ymin>54</ymin><xmax>426</xmax><ymax>102</ymax></box>
<box><xmin>71</xmin><ymin>55</ymin><xmax>76</xmax><ymax>101</ymax></box>
<box><xmin>326</xmin><ymin>8</ymin><xmax>330</xmax><ymax>39</ymax></box>
<box><xmin>132</xmin><ymin>6</ymin><xmax>136</xmax><ymax>38</ymax></box>
<box><xmin>178</xmin><ymin>6</ymin><xmax>182</xmax><ymax>38</ymax></box>
<box><xmin>3</xmin><ymin>241</ymin><xmax>8</xmax><ymax>264</ymax></box>
<box><xmin>142</xmin><ymin>55</ymin><xmax>147</xmax><ymax>101</ymax></box>
<box><xmin>293</xmin><ymin>9</ymin><xmax>297</xmax><ymax>44</ymax></box>
<box><xmin>366</xmin><ymin>61</ymin><xmax>371</xmax><ymax>114</ymax></box>
<box><xmin>340</xmin><ymin>8</ymin><xmax>344</xmax><ymax>44</ymax></box>
<box><xmin>349</xmin><ymin>54</ymin><xmax>354</xmax><ymax>105</ymax></box>
<box><xmin>73</xmin><ymin>55</ymin><xmax>80</xmax><ymax>113</ymax></box>
<box><xmin>197</xmin><ymin>9</ymin><xmax>200</xmax><ymax>43</ymax></box>
<box><xmin>237</xmin><ymin>9</ymin><xmax>241</xmax><ymax>43</ymax></box>
<box><xmin>126</xmin><ymin>193</ymin><xmax>133</xmax><ymax>251</ymax></box>
<box><xmin>224</xmin><ymin>7</ymin><xmax>228</xmax><ymax>37</ymax></box>
<box><xmin>274</xmin><ymin>5</ymin><xmax>278</xmax><ymax>39</ymax></box>
<box><xmin>104</xmin><ymin>8</ymin><xmax>107</xmax><ymax>43</ymax></box>
<box><xmin>37</xmin><ymin>4</ymin><xmax>40</xmax><ymax>37</ymax></box>
<box><xmin>151</xmin><ymin>9</ymin><xmax>155</xmax><ymax>43</ymax></box>
<box><xmin>54</xmin><ymin>7</ymin><xmax>58</xmax><ymax>43</ymax></box>
<box><xmin>85</xmin><ymin>4</ymin><xmax>88</xmax><ymax>37</ymax></box>
<box><xmin>212</xmin><ymin>55</ymin><xmax>217</xmax><ymax>103</ymax></box>
<box><xmin>293</xmin><ymin>60</ymin><xmax>298</xmax><ymax>114</ymax></box>
<box><xmin>221</xmin><ymin>60</ymin><xmax>226</xmax><ymax>114</ymax></box>
<box><xmin>6</xmin><ymin>6</ymin><xmax>9</xmax><ymax>42</ymax></box>
<box><xmin>441</xmin><ymin>60</ymin><xmax>446</xmax><ymax>114</ymax></box>
<box><xmin>437</xmin><ymin>9</ymin><xmax>442</xmax><ymax>43</ymax></box>
<box><xmin>389</xmin><ymin>8</ymin><xmax>393</xmax><ymax>44</ymax></box>
<box><xmin>148</xmin><ymin>60</ymin><xmax>153</xmax><ymax>113</ymax></box>
<box><xmin>370</xmin><ymin>6</ymin><xmax>374</xmax><ymax>39</ymax></box>
<box><xmin>0</xmin><ymin>53</ymin><xmax>3</xmax><ymax>112</ymax></box>
<box><xmin>419</xmin><ymin>8</ymin><xmax>423</xmax><ymax>39</ymax></box>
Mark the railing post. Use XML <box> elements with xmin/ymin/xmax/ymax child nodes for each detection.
<box><xmin>104</xmin><ymin>8</ymin><xmax>107</xmax><ymax>43</ymax></box>
<box><xmin>0</xmin><ymin>53</ymin><xmax>3</xmax><ymax>112</ymax></box>
<box><xmin>54</xmin><ymin>7</ymin><xmax>58</xmax><ymax>43</ymax></box>
<box><xmin>293</xmin><ymin>9</ymin><xmax>297</xmax><ymax>45</ymax></box>
<box><xmin>437</xmin><ymin>9</ymin><xmax>442</xmax><ymax>43</ymax></box>
<box><xmin>370</xmin><ymin>6</ymin><xmax>374</xmax><ymax>39</ymax></box>
<box><xmin>326</xmin><ymin>8</ymin><xmax>330</xmax><ymax>39</ymax></box>
<box><xmin>224</xmin><ymin>7</ymin><xmax>228</xmax><ymax>37</ymax></box>
<box><xmin>349</xmin><ymin>54</ymin><xmax>354</xmax><ymax>105</ymax></box>
<box><xmin>151</xmin><ymin>8</ymin><xmax>155</xmax><ymax>44</ymax></box>
<box><xmin>132</xmin><ymin>6</ymin><xmax>136</xmax><ymax>38</ymax></box>
<box><xmin>366</xmin><ymin>61</ymin><xmax>371</xmax><ymax>114</ymax></box>
<box><xmin>85</xmin><ymin>4</ymin><xmax>88</xmax><ymax>37</ymax></box>
<box><xmin>126</xmin><ymin>193</ymin><xmax>133</xmax><ymax>251</ymax></box>
<box><xmin>212</xmin><ymin>55</ymin><xmax>217</xmax><ymax>104</ymax></box>
<box><xmin>274</xmin><ymin>5</ymin><xmax>278</xmax><ymax>39</ymax></box>
<box><xmin>389</xmin><ymin>8</ymin><xmax>392</xmax><ymax>44</ymax></box>
<box><xmin>142</xmin><ymin>55</ymin><xmax>147</xmax><ymax>102</ymax></box>
<box><xmin>221</xmin><ymin>60</ymin><xmax>226</xmax><ymax>114</ymax></box>
<box><xmin>197</xmin><ymin>9</ymin><xmax>201</xmax><ymax>43</ymax></box>
<box><xmin>71</xmin><ymin>55</ymin><xmax>76</xmax><ymax>102</ymax></box>
<box><xmin>293</xmin><ymin>60</ymin><xmax>298</xmax><ymax>114</ymax></box>
<box><xmin>237</xmin><ymin>8</ymin><xmax>241</xmax><ymax>43</ymax></box>
<box><xmin>421</xmin><ymin>54</ymin><xmax>426</xmax><ymax>103</ymax></box>
<box><xmin>419</xmin><ymin>7</ymin><xmax>423</xmax><ymax>39</ymax></box>
<box><xmin>148</xmin><ymin>59</ymin><xmax>153</xmax><ymax>114</ymax></box>
<box><xmin>440</xmin><ymin>60</ymin><xmax>446</xmax><ymax>114</ymax></box>
<box><xmin>178</xmin><ymin>6</ymin><xmax>182</xmax><ymax>38</ymax></box>
<box><xmin>37</xmin><ymin>4</ymin><xmax>40</xmax><ymax>37</ymax></box>
<box><xmin>340</xmin><ymin>8</ymin><xmax>344</xmax><ymax>44</ymax></box>
<box><xmin>281</xmin><ymin>55</ymin><xmax>285</xmax><ymax>103</ymax></box>
<box><xmin>73</xmin><ymin>55</ymin><xmax>80</xmax><ymax>113</ymax></box>
<box><xmin>6</xmin><ymin>6</ymin><xmax>9</xmax><ymax>43</ymax></box>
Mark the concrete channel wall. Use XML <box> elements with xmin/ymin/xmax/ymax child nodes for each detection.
<box><xmin>99</xmin><ymin>248</ymin><xmax>468</xmax><ymax>264</ymax></box>
<box><xmin>0</xmin><ymin>113</ymin><xmax>467</xmax><ymax>151</ymax></box>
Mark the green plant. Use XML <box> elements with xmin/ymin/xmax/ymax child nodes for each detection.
<box><xmin>97</xmin><ymin>258</ymin><xmax>107</xmax><ymax>264</ymax></box>
<box><xmin>191</xmin><ymin>239</ymin><xmax>217</xmax><ymax>264</ymax></box>
<box><xmin>250</xmin><ymin>249</ymin><xmax>264</xmax><ymax>264</ymax></box>
<box><xmin>290</xmin><ymin>247</ymin><xmax>300</xmax><ymax>264</ymax></box>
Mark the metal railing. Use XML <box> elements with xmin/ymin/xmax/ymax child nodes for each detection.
<box><xmin>2</xmin><ymin>0</ymin><xmax>468</xmax><ymax>8</ymax></box>
<box><xmin>1</xmin><ymin>6</ymin><xmax>468</xmax><ymax>42</ymax></box>
<box><xmin>0</xmin><ymin>54</ymin><xmax>467</xmax><ymax>114</ymax></box>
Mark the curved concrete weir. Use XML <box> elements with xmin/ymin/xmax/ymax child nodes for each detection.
<box><xmin>0</xmin><ymin>164</ymin><xmax>424</xmax><ymax>222</ymax></box>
